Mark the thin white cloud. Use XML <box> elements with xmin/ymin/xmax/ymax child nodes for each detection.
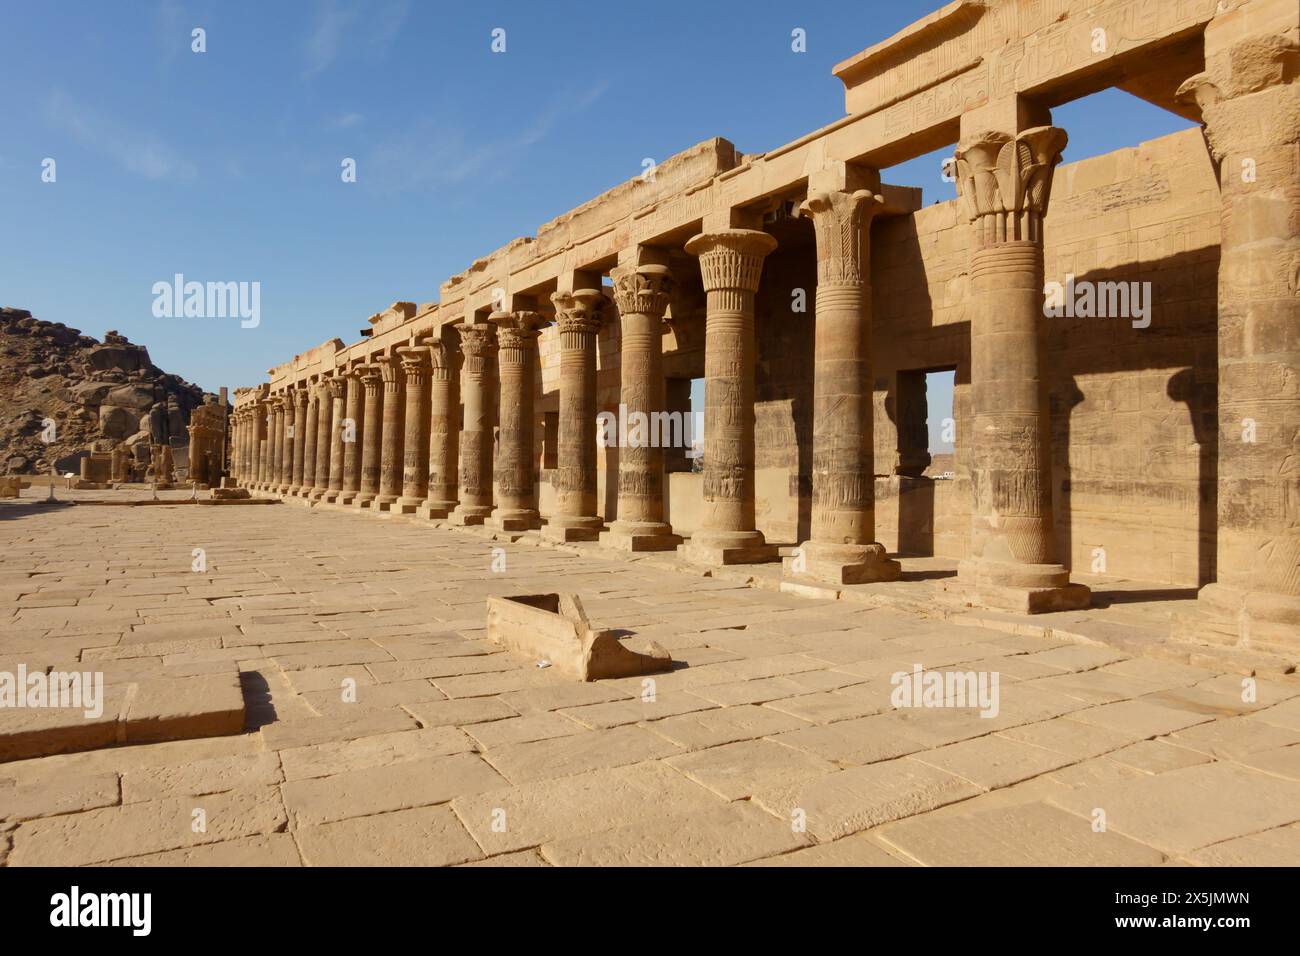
<box><xmin>303</xmin><ymin>0</ymin><xmax>409</xmax><ymax>79</ymax></box>
<box><xmin>326</xmin><ymin>112</ymin><xmax>365</xmax><ymax>129</ymax></box>
<box><xmin>364</xmin><ymin>82</ymin><xmax>610</xmax><ymax>192</ymax></box>
<box><xmin>45</xmin><ymin>90</ymin><xmax>197</xmax><ymax>181</ymax></box>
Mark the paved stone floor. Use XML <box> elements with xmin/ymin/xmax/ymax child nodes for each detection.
<box><xmin>2</xmin><ymin>494</ymin><xmax>1298</xmax><ymax>866</ymax></box>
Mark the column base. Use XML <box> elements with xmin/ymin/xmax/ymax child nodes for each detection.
<box><xmin>787</xmin><ymin>541</ymin><xmax>900</xmax><ymax>585</ymax></box>
<box><xmin>1172</xmin><ymin>582</ymin><xmax>1300</xmax><ymax>657</ymax></box>
<box><xmin>374</xmin><ymin>493</ymin><xmax>401</xmax><ymax>512</ymax></box>
<box><xmin>449</xmin><ymin>504</ymin><xmax>493</xmax><ymax>526</ymax></box>
<box><xmin>323</xmin><ymin>488</ymin><xmax>343</xmax><ymax>503</ymax></box>
<box><xmin>307</xmin><ymin>487</ymin><xmax>327</xmax><ymax>501</ymax></box>
<box><xmin>954</xmin><ymin>559</ymin><xmax>1091</xmax><ymax>614</ymax></box>
<box><xmin>680</xmin><ymin>530</ymin><xmax>779</xmax><ymax>567</ymax></box>
<box><xmin>352</xmin><ymin>493</ymin><xmax>376</xmax><ymax>510</ymax></box>
<box><xmin>600</xmin><ymin>520</ymin><xmax>683</xmax><ymax>552</ymax></box>
<box><xmin>337</xmin><ymin>490</ymin><xmax>359</xmax><ymax>505</ymax></box>
<box><xmin>417</xmin><ymin>500</ymin><xmax>456</xmax><ymax>520</ymax></box>
<box><xmin>541</xmin><ymin>515</ymin><xmax>604</xmax><ymax>543</ymax></box>
<box><xmin>487</xmin><ymin>509</ymin><xmax>540</xmax><ymax>532</ymax></box>
<box><xmin>392</xmin><ymin>495</ymin><xmax>425</xmax><ymax>515</ymax></box>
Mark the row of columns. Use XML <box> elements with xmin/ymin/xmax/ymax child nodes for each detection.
<box><xmin>228</xmin><ymin>27</ymin><xmax>1297</xmax><ymax>643</ymax></box>
<box><xmin>226</xmin><ymin>188</ymin><xmax>1077</xmax><ymax>609</ymax></box>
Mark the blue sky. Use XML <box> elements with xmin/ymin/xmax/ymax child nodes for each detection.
<box><xmin>0</xmin><ymin>1</ymin><xmax>1194</xmax><ymax>452</ymax></box>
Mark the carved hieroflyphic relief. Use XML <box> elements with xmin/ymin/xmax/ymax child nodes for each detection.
<box><xmin>953</xmin><ymin>125</ymin><xmax>1067</xmax><ymax>245</ymax></box>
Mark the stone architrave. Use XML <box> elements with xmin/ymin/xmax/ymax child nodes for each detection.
<box><xmin>600</xmin><ymin>263</ymin><xmax>683</xmax><ymax>552</ymax></box>
<box><xmin>352</xmin><ymin>364</ymin><xmax>384</xmax><ymax>509</ymax></box>
<box><xmin>681</xmin><ymin>229</ymin><xmax>779</xmax><ymax>565</ymax></box>
<box><xmin>951</xmin><ymin>124</ymin><xmax>1089</xmax><ymax>613</ymax></box>
<box><xmin>375</xmin><ymin>356</ymin><xmax>406</xmax><ymax>511</ymax></box>
<box><xmin>449</xmin><ymin>322</ymin><xmax>498</xmax><ymax>526</ymax></box>
<box><xmin>418</xmin><ymin>338</ymin><xmax>461</xmax><ymax>519</ymax></box>
<box><xmin>324</xmin><ymin>376</ymin><xmax>347</xmax><ymax>502</ymax></box>
<box><xmin>395</xmin><ymin>346</ymin><xmax>431</xmax><ymax>514</ymax></box>
<box><xmin>541</xmin><ymin>289</ymin><xmax>606</xmax><ymax>543</ymax></box>
<box><xmin>488</xmin><ymin>311</ymin><xmax>546</xmax><ymax>532</ymax></box>
<box><xmin>1173</xmin><ymin>10</ymin><xmax>1300</xmax><ymax>655</ymax></box>
<box><xmin>792</xmin><ymin>183</ymin><xmax>900</xmax><ymax>584</ymax></box>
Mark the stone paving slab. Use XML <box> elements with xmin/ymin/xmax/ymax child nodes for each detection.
<box><xmin>1</xmin><ymin>499</ymin><xmax>1298</xmax><ymax>866</ymax></box>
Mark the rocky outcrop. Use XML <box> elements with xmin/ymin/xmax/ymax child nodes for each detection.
<box><xmin>0</xmin><ymin>307</ymin><xmax>219</xmax><ymax>475</ymax></box>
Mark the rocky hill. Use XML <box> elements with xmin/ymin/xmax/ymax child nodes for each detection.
<box><xmin>0</xmin><ymin>307</ymin><xmax>218</xmax><ymax>476</ymax></box>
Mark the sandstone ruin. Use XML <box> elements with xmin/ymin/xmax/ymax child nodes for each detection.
<box><xmin>230</xmin><ymin>0</ymin><xmax>1297</xmax><ymax>660</ymax></box>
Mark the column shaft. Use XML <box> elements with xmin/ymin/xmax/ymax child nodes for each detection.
<box><xmin>396</xmin><ymin>347</ymin><xmax>430</xmax><ymax>513</ymax></box>
<box><xmin>419</xmin><ymin>340</ymin><xmax>460</xmax><ymax>518</ymax></box>
<box><xmin>542</xmin><ymin>289</ymin><xmax>605</xmax><ymax>542</ymax></box>
<box><xmin>326</xmin><ymin>377</ymin><xmax>347</xmax><ymax>501</ymax></box>
<box><xmin>375</xmin><ymin>357</ymin><xmax>405</xmax><ymax>509</ymax></box>
<box><xmin>354</xmin><ymin>365</ymin><xmax>383</xmax><ymax>507</ymax></box>
<box><xmin>450</xmin><ymin>323</ymin><xmax>497</xmax><ymax>525</ymax></box>
<box><xmin>795</xmin><ymin>187</ymin><xmax>899</xmax><ymax>584</ymax></box>
<box><xmin>953</xmin><ymin>125</ymin><xmax>1089</xmax><ymax>613</ymax></box>
<box><xmin>311</xmin><ymin>383</ymin><xmax>332</xmax><ymax>499</ymax></box>
<box><xmin>341</xmin><ymin>370</ymin><xmax>365</xmax><ymax>503</ymax></box>
<box><xmin>489</xmin><ymin>312</ymin><xmax>545</xmax><ymax>532</ymax></box>
<box><xmin>682</xmin><ymin>229</ymin><xmax>779</xmax><ymax>565</ymax></box>
<box><xmin>602</xmin><ymin>264</ymin><xmax>682</xmax><ymax>551</ymax></box>
<box><xmin>289</xmin><ymin>390</ymin><xmax>308</xmax><ymax>494</ymax></box>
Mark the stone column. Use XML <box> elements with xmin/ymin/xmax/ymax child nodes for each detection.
<box><xmin>340</xmin><ymin>368</ymin><xmax>366</xmax><ymax>504</ymax></box>
<box><xmin>289</xmin><ymin>388</ymin><xmax>309</xmax><ymax>495</ymax></box>
<box><xmin>450</xmin><ymin>322</ymin><xmax>497</xmax><ymax>526</ymax></box>
<box><xmin>353</xmin><ymin>364</ymin><xmax>384</xmax><ymax>509</ymax></box>
<box><xmin>601</xmin><ymin>264</ymin><xmax>682</xmax><ymax>551</ymax></box>
<box><xmin>395</xmin><ymin>346</ymin><xmax>430</xmax><ymax>514</ymax></box>
<box><xmin>310</xmin><ymin>381</ymin><xmax>333</xmax><ymax>500</ymax></box>
<box><xmin>375</xmin><ymin>356</ymin><xmax>405</xmax><ymax>511</ymax></box>
<box><xmin>793</xmin><ymin>184</ymin><xmax>899</xmax><ymax>584</ymax></box>
<box><xmin>541</xmin><ymin>289</ymin><xmax>605</xmax><ymax>542</ymax></box>
<box><xmin>1174</xmin><ymin>5</ymin><xmax>1299</xmax><ymax>655</ymax></box>
<box><xmin>681</xmin><ymin>229</ymin><xmax>779</xmax><ymax>565</ymax></box>
<box><xmin>325</xmin><ymin>376</ymin><xmax>347</xmax><ymax>502</ymax></box>
<box><xmin>299</xmin><ymin>387</ymin><xmax>319</xmax><ymax>498</ymax></box>
<box><xmin>238</xmin><ymin>412</ymin><xmax>250</xmax><ymax>482</ymax></box>
<box><xmin>270</xmin><ymin>396</ymin><xmax>287</xmax><ymax>493</ymax></box>
<box><xmin>419</xmin><ymin>338</ymin><xmax>460</xmax><ymax>519</ymax></box>
<box><xmin>488</xmin><ymin>311</ymin><xmax>546</xmax><ymax>532</ymax></box>
<box><xmin>255</xmin><ymin>402</ymin><xmax>268</xmax><ymax>488</ymax></box>
<box><xmin>952</xmin><ymin>124</ymin><xmax>1089</xmax><ymax>613</ymax></box>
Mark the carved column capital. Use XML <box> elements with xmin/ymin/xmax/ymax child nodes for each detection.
<box><xmin>292</xmin><ymin>388</ymin><xmax>309</xmax><ymax>410</ymax></box>
<box><xmin>326</xmin><ymin>375</ymin><xmax>347</xmax><ymax>400</ymax></box>
<box><xmin>611</xmin><ymin>264</ymin><xmax>674</xmax><ymax>318</ymax></box>
<box><xmin>490</xmin><ymin>310</ymin><xmax>547</xmax><ymax>351</ymax></box>
<box><xmin>685</xmin><ymin>229</ymin><xmax>778</xmax><ymax>293</ymax></box>
<box><xmin>799</xmin><ymin>189</ymin><xmax>885</xmax><ymax>285</ymax></box>
<box><xmin>376</xmin><ymin>356</ymin><xmax>404</xmax><ymax>393</ymax></box>
<box><xmin>356</xmin><ymin>363</ymin><xmax>384</xmax><ymax>395</ymax></box>
<box><xmin>954</xmin><ymin>125</ymin><xmax>1067</xmax><ymax>245</ymax></box>
<box><xmin>550</xmin><ymin>289</ymin><xmax>605</xmax><ymax>336</ymax></box>
<box><xmin>397</xmin><ymin>346</ymin><xmax>431</xmax><ymax>386</ymax></box>
<box><xmin>457</xmin><ymin>322</ymin><xmax>498</xmax><ymax>378</ymax></box>
<box><xmin>428</xmin><ymin>339</ymin><xmax>460</xmax><ymax>382</ymax></box>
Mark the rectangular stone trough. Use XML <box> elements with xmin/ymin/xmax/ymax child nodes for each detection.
<box><xmin>486</xmin><ymin>593</ymin><xmax>673</xmax><ymax>682</ymax></box>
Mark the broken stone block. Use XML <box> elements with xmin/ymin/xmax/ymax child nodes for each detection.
<box><xmin>486</xmin><ymin>593</ymin><xmax>672</xmax><ymax>682</ymax></box>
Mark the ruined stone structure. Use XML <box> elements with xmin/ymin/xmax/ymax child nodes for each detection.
<box><xmin>186</xmin><ymin>401</ymin><xmax>226</xmax><ymax>488</ymax></box>
<box><xmin>232</xmin><ymin>0</ymin><xmax>1298</xmax><ymax>655</ymax></box>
